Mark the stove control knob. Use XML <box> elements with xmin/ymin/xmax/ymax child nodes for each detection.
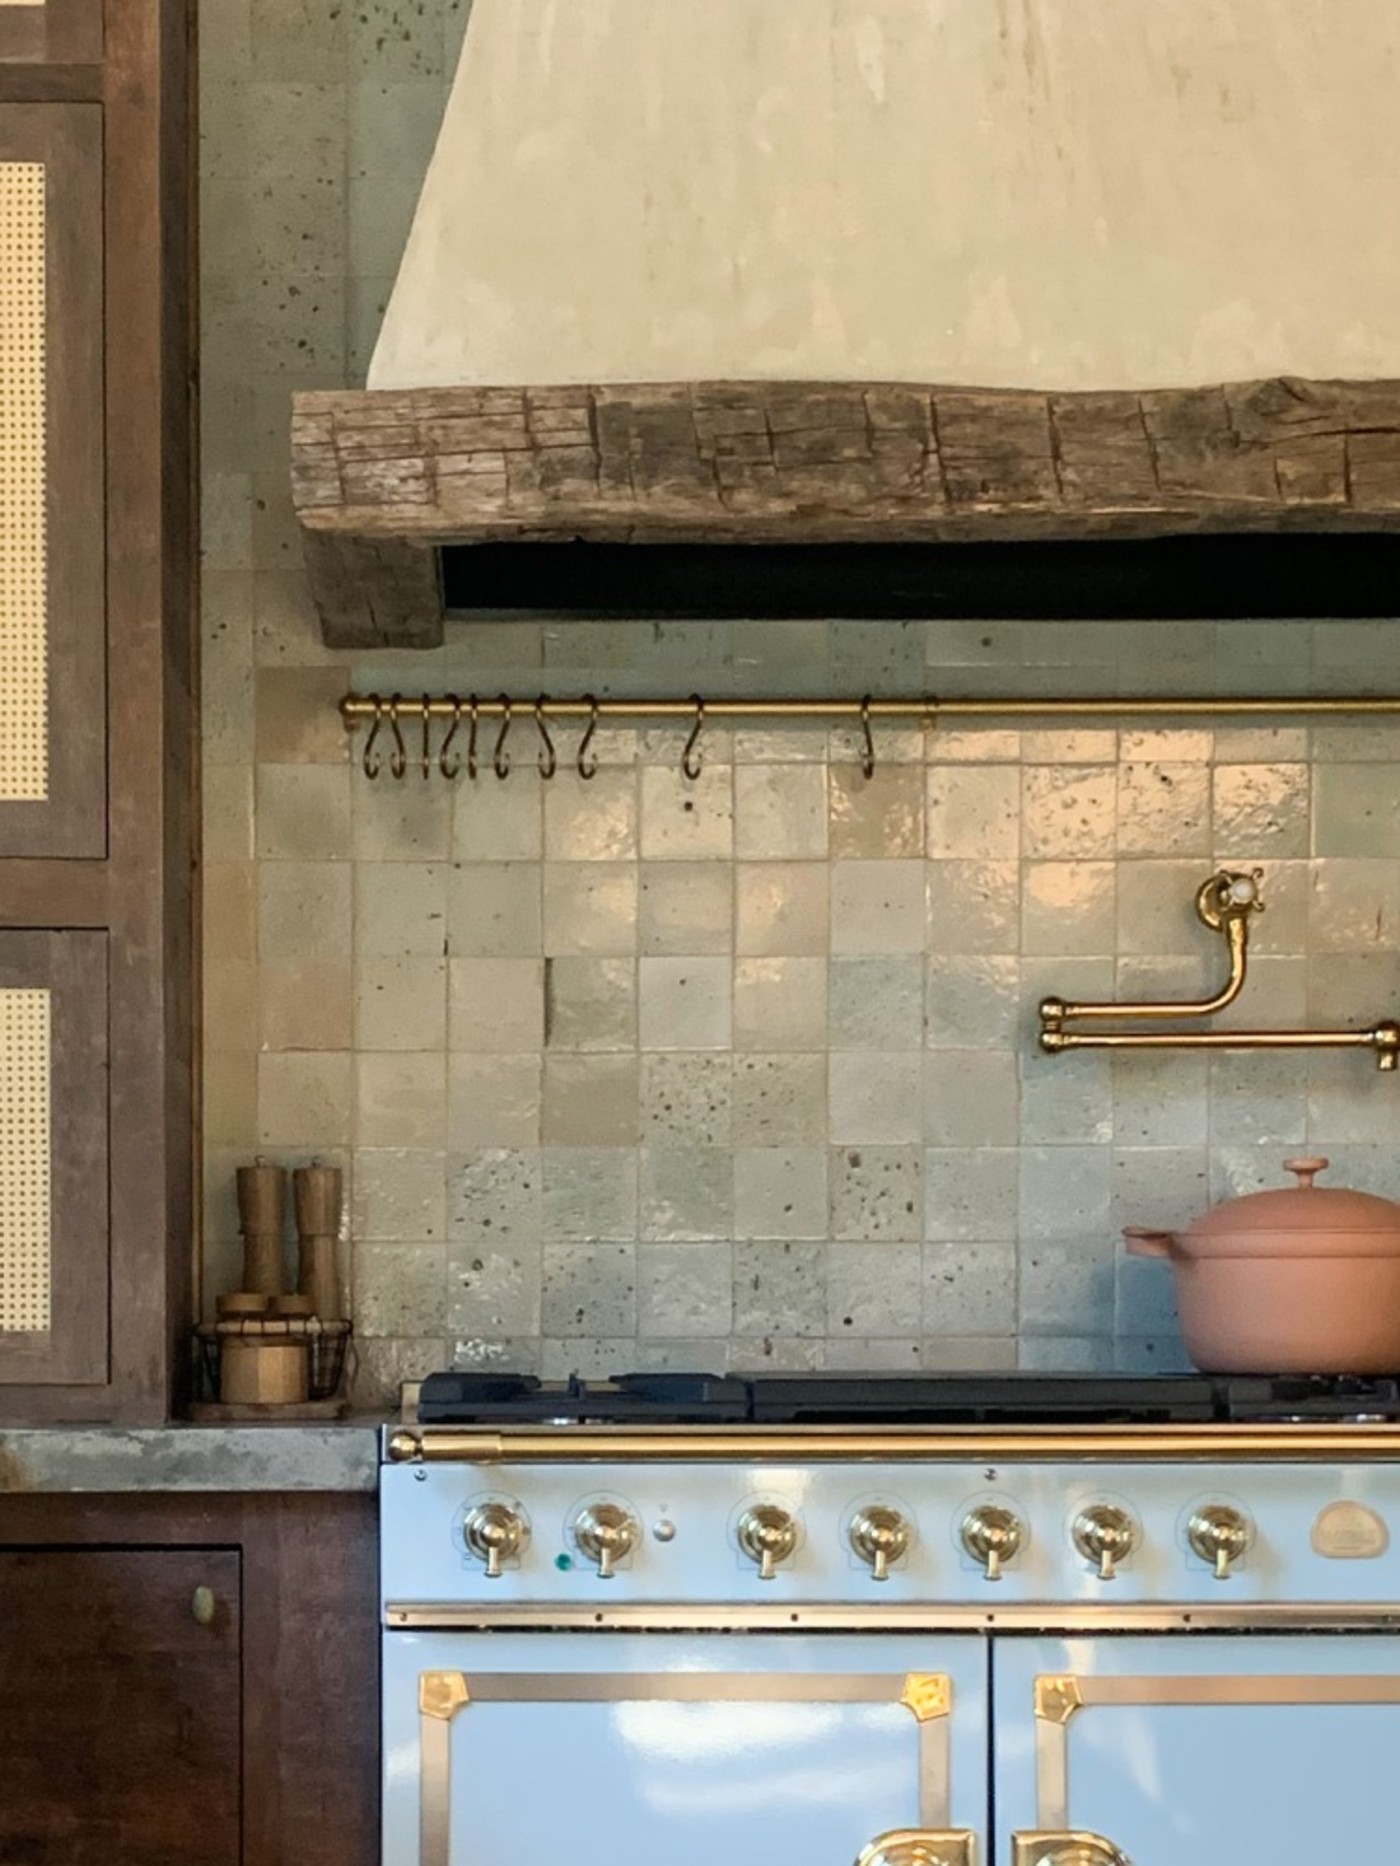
<box><xmin>1188</xmin><ymin>1504</ymin><xmax>1252</xmax><ymax>1580</ymax></box>
<box><xmin>961</xmin><ymin>1504</ymin><xmax>1023</xmax><ymax>1582</ymax></box>
<box><xmin>1072</xmin><ymin>1504</ymin><xmax>1137</xmax><ymax>1581</ymax></box>
<box><xmin>463</xmin><ymin>1502</ymin><xmax>527</xmax><ymax>1579</ymax></box>
<box><xmin>849</xmin><ymin>1506</ymin><xmax>910</xmax><ymax>1582</ymax></box>
<box><xmin>737</xmin><ymin>1505</ymin><xmax>798</xmax><ymax>1581</ymax></box>
<box><xmin>573</xmin><ymin>1502</ymin><xmax>638</xmax><ymax>1579</ymax></box>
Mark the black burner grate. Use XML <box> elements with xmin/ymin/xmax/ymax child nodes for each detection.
<box><xmin>414</xmin><ymin>1369</ymin><xmax>1400</xmax><ymax>1427</ymax></box>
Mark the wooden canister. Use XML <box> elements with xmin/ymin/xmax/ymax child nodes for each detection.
<box><xmin>220</xmin><ymin>1339</ymin><xmax>309</xmax><ymax>1405</ymax></box>
<box><xmin>237</xmin><ymin>1162</ymin><xmax>287</xmax><ymax>1298</ymax></box>
<box><xmin>294</xmin><ymin>1163</ymin><xmax>343</xmax><ymax>1322</ymax></box>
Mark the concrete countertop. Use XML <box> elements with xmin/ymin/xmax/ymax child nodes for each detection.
<box><xmin>0</xmin><ymin>1422</ymin><xmax>383</xmax><ymax>1494</ymax></box>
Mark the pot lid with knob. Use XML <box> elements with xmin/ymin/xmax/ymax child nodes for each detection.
<box><xmin>1127</xmin><ymin>1157</ymin><xmax>1400</xmax><ymax>1262</ymax></box>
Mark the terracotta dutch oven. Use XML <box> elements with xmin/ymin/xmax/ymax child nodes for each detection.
<box><xmin>1126</xmin><ymin>1157</ymin><xmax>1400</xmax><ymax>1374</ymax></box>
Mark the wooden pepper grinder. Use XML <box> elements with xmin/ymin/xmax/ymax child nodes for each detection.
<box><xmin>294</xmin><ymin>1163</ymin><xmax>343</xmax><ymax>1322</ymax></box>
<box><xmin>237</xmin><ymin>1161</ymin><xmax>287</xmax><ymax>1298</ymax></box>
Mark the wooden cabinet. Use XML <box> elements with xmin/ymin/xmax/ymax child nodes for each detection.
<box><xmin>0</xmin><ymin>4</ymin><xmax>193</xmax><ymax>1421</ymax></box>
<box><xmin>0</xmin><ymin>1491</ymin><xmax>378</xmax><ymax>1866</ymax></box>
<box><xmin>0</xmin><ymin>1549</ymin><xmax>241</xmax><ymax>1865</ymax></box>
<box><xmin>0</xmin><ymin>0</ymin><xmax>101</xmax><ymax>65</ymax></box>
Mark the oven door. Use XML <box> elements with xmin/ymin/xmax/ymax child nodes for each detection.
<box><xmin>993</xmin><ymin>1633</ymin><xmax>1400</xmax><ymax>1864</ymax></box>
<box><xmin>383</xmin><ymin>1632</ymin><xmax>985</xmax><ymax>1866</ymax></box>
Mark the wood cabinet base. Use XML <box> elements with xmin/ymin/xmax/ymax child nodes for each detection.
<box><xmin>0</xmin><ymin>1492</ymin><xmax>378</xmax><ymax>1866</ymax></box>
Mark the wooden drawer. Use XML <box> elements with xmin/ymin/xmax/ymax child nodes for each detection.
<box><xmin>0</xmin><ymin>0</ymin><xmax>101</xmax><ymax>64</ymax></box>
<box><xmin>0</xmin><ymin>1548</ymin><xmax>240</xmax><ymax>1865</ymax></box>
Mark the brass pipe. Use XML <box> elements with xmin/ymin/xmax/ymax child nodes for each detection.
<box><xmin>1044</xmin><ymin>916</ymin><xmax>1249</xmax><ymax>1026</ymax></box>
<box><xmin>386</xmin><ymin>1424</ymin><xmax>1400</xmax><ymax>1464</ymax></box>
<box><xmin>1045</xmin><ymin>1024</ymin><xmax>1400</xmax><ymax>1067</ymax></box>
<box><xmin>343</xmin><ymin>693</ymin><xmax>1400</xmax><ymax>724</ymax></box>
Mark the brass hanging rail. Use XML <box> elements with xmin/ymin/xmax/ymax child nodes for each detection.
<box><xmin>341</xmin><ymin>692</ymin><xmax>1400</xmax><ymax>724</ymax></box>
<box><xmin>340</xmin><ymin>689</ymin><xmax>1400</xmax><ymax>782</ymax></box>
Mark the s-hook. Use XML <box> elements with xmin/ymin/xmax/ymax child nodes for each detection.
<box><xmin>362</xmin><ymin>696</ymin><xmax>385</xmax><ymax>779</ymax></box>
<box><xmin>439</xmin><ymin>696</ymin><xmax>464</xmax><ymax>779</ymax></box>
<box><xmin>859</xmin><ymin>695</ymin><xmax>876</xmax><ymax>781</ymax></box>
<box><xmin>493</xmin><ymin>693</ymin><xmax>513</xmax><ymax>780</ymax></box>
<box><xmin>387</xmin><ymin>694</ymin><xmax>408</xmax><ymax>781</ymax></box>
<box><xmin>682</xmin><ymin>694</ymin><xmax>706</xmax><ymax>781</ymax></box>
<box><xmin>535</xmin><ymin>695</ymin><xmax>557</xmax><ymax>779</ymax></box>
<box><xmin>578</xmin><ymin>694</ymin><xmax>601</xmax><ymax>780</ymax></box>
<box><xmin>420</xmin><ymin>693</ymin><xmax>434</xmax><ymax>780</ymax></box>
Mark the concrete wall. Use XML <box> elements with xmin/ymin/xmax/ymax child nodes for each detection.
<box><xmin>373</xmin><ymin>0</ymin><xmax>1400</xmax><ymax>389</ymax></box>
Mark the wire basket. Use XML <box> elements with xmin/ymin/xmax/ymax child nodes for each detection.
<box><xmin>195</xmin><ymin>1318</ymin><xmax>352</xmax><ymax>1403</ymax></box>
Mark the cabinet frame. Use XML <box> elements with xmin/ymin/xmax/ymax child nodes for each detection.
<box><xmin>0</xmin><ymin>0</ymin><xmax>102</xmax><ymax>65</ymax></box>
<box><xmin>0</xmin><ymin>102</ymin><xmax>104</xmax><ymax>858</ymax></box>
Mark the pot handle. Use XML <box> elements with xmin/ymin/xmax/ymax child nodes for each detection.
<box><xmin>1283</xmin><ymin>1156</ymin><xmax>1329</xmax><ymax>1188</ymax></box>
<box><xmin>1122</xmin><ymin>1226</ymin><xmax>1173</xmax><ymax>1258</ymax></box>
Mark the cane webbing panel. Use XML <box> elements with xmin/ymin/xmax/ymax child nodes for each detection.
<box><xmin>0</xmin><ymin>988</ymin><xmax>51</xmax><ymax>1332</ymax></box>
<box><xmin>0</xmin><ymin>161</ymin><xmax>46</xmax><ymax>803</ymax></box>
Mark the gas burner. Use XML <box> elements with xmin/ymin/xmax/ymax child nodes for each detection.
<box><xmin>414</xmin><ymin>1369</ymin><xmax>1400</xmax><ymax>1427</ymax></box>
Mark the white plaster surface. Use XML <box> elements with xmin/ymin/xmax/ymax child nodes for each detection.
<box><xmin>371</xmin><ymin>0</ymin><xmax>1400</xmax><ymax>392</ymax></box>
<box><xmin>0</xmin><ymin>1426</ymin><xmax>381</xmax><ymax>1493</ymax></box>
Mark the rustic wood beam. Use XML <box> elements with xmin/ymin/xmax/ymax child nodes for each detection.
<box><xmin>292</xmin><ymin>377</ymin><xmax>1400</xmax><ymax>647</ymax></box>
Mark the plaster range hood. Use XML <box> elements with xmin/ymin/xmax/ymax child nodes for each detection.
<box><xmin>291</xmin><ymin>0</ymin><xmax>1400</xmax><ymax>647</ymax></box>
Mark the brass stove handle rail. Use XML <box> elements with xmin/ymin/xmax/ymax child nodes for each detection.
<box><xmin>857</xmin><ymin>1828</ymin><xmax>977</xmax><ymax>1866</ymax></box>
<box><xmin>1012</xmin><ymin>1833</ymin><xmax>1132</xmax><ymax>1866</ymax></box>
<box><xmin>384</xmin><ymin>1424</ymin><xmax>1400</xmax><ymax>1463</ymax></box>
<box><xmin>1039</xmin><ymin>869</ymin><xmax>1400</xmax><ymax>1072</ymax></box>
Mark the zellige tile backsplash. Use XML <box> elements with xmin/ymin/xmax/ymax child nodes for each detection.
<box><xmin>201</xmin><ymin>2</ymin><xmax>1400</xmax><ymax>1402</ymax></box>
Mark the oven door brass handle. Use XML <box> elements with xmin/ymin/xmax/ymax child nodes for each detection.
<box><xmin>856</xmin><ymin>1828</ymin><xmax>977</xmax><ymax>1866</ymax></box>
<box><xmin>1012</xmin><ymin>1832</ymin><xmax>1132</xmax><ymax>1866</ymax></box>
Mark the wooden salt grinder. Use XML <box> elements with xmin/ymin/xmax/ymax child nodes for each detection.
<box><xmin>237</xmin><ymin>1162</ymin><xmax>287</xmax><ymax>1298</ymax></box>
<box><xmin>294</xmin><ymin>1163</ymin><xmax>343</xmax><ymax>1322</ymax></box>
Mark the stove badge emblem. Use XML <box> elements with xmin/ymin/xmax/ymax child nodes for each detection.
<box><xmin>1310</xmin><ymin>1500</ymin><xmax>1389</xmax><ymax>1560</ymax></box>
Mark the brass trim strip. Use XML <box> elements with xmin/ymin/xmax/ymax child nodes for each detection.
<box><xmin>1080</xmin><ymin>1672</ymin><xmax>1400</xmax><ymax>1708</ymax></box>
<box><xmin>384</xmin><ymin>1601</ymin><xmax>1400</xmax><ymax>1634</ymax></box>
<box><xmin>1034</xmin><ymin>1669</ymin><xmax>1400</xmax><ymax>1831</ymax></box>
<box><xmin>418</xmin><ymin>1671</ymin><xmax>951</xmax><ymax>1829</ymax></box>
<box><xmin>418</xmin><ymin>1673</ymin><xmax>471</xmax><ymax>1866</ymax></box>
<box><xmin>461</xmin><ymin>1671</ymin><xmax>921</xmax><ymax>1705</ymax></box>
<box><xmin>385</xmin><ymin>1423</ymin><xmax>1400</xmax><ymax>1463</ymax></box>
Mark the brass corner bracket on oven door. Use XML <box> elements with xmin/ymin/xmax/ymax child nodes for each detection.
<box><xmin>1039</xmin><ymin>868</ymin><xmax>1400</xmax><ymax>1070</ymax></box>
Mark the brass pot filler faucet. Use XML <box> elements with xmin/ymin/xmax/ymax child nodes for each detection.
<box><xmin>1039</xmin><ymin>869</ymin><xmax>1400</xmax><ymax>1071</ymax></box>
